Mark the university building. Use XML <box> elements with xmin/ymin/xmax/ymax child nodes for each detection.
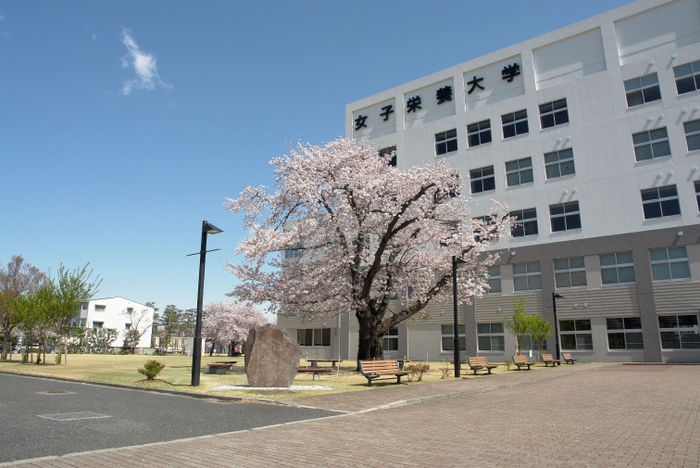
<box><xmin>279</xmin><ymin>0</ymin><xmax>700</xmax><ymax>363</ymax></box>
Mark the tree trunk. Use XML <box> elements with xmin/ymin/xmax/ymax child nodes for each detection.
<box><xmin>209</xmin><ymin>343</ymin><xmax>215</xmax><ymax>357</ymax></box>
<box><xmin>356</xmin><ymin>311</ymin><xmax>385</xmax><ymax>361</ymax></box>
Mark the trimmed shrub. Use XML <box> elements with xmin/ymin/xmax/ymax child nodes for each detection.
<box><xmin>137</xmin><ymin>360</ymin><xmax>166</xmax><ymax>380</ymax></box>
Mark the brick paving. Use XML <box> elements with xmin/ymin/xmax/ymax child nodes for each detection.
<box><xmin>4</xmin><ymin>363</ymin><xmax>700</xmax><ymax>467</ymax></box>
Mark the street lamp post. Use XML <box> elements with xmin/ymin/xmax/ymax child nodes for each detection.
<box><xmin>452</xmin><ymin>256</ymin><xmax>466</xmax><ymax>378</ymax></box>
<box><xmin>190</xmin><ymin>220</ymin><xmax>223</xmax><ymax>387</ymax></box>
<box><xmin>552</xmin><ymin>293</ymin><xmax>563</xmax><ymax>361</ymax></box>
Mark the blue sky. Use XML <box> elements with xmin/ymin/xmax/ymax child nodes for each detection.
<box><xmin>0</xmin><ymin>0</ymin><xmax>632</xmax><ymax>315</ymax></box>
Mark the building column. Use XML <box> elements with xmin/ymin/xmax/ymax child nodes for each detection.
<box><xmin>632</xmin><ymin>242</ymin><xmax>663</xmax><ymax>362</ymax></box>
<box><xmin>464</xmin><ymin>302</ymin><xmax>477</xmax><ymax>358</ymax></box>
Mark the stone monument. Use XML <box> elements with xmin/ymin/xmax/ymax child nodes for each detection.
<box><xmin>245</xmin><ymin>323</ymin><xmax>301</xmax><ymax>387</ymax></box>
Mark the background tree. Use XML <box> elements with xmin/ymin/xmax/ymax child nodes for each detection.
<box><xmin>121</xmin><ymin>307</ymin><xmax>152</xmax><ymax>353</ymax></box>
<box><xmin>0</xmin><ymin>255</ymin><xmax>45</xmax><ymax>360</ymax></box>
<box><xmin>160</xmin><ymin>305</ymin><xmax>182</xmax><ymax>350</ymax></box>
<box><xmin>505</xmin><ymin>298</ymin><xmax>532</xmax><ymax>356</ymax></box>
<box><xmin>14</xmin><ymin>280</ymin><xmax>55</xmax><ymax>364</ymax></box>
<box><xmin>50</xmin><ymin>264</ymin><xmax>101</xmax><ymax>364</ymax></box>
<box><xmin>227</xmin><ymin>138</ymin><xmax>508</xmax><ymax>360</ymax></box>
<box><xmin>146</xmin><ymin>301</ymin><xmax>159</xmax><ymax>348</ymax></box>
<box><xmin>529</xmin><ymin>314</ymin><xmax>554</xmax><ymax>361</ymax></box>
<box><xmin>180</xmin><ymin>308</ymin><xmax>197</xmax><ymax>337</ymax></box>
<box><xmin>203</xmin><ymin>300</ymin><xmax>267</xmax><ymax>356</ymax></box>
<box><xmin>65</xmin><ymin>325</ymin><xmax>88</xmax><ymax>353</ymax></box>
<box><xmin>87</xmin><ymin>327</ymin><xmax>118</xmax><ymax>353</ymax></box>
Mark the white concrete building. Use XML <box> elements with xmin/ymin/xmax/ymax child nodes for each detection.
<box><xmin>74</xmin><ymin>297</ymin><xmax>154</xmax><ymax>350</ymax></box>
<box><xmin>280</xmin><ymin>0</ymin><xmax>700</xmax><ymax>363</ymax></box>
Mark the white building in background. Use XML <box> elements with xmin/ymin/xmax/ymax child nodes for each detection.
<box><xmin>280</xmin><ymin>0</ymin><xmax>700</xmax><ymax>363</ymax></box>
<box><xmin>73</xmin><ymin>297</ymin><xmax>154</xmax><ymax>350</ymax></box>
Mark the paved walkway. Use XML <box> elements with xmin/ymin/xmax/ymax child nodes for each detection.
<box><xmin>5</xmin><ymin>362</ymin><xmax>700</xmax><ymax>467</ymax></box>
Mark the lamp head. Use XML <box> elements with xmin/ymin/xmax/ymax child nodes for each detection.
<box><xmin>203</xmin><ymin>221</ymin><xmax>223</xmax><ymax>235</ymax></box>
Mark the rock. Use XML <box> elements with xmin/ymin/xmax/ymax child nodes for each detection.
<box><xmin>245</xmin><ymin>324</ymin><xmax>301</xmax><ymax>387</ymax></box>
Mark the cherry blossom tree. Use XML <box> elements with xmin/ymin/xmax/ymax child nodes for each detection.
<box><xmin>226</xmin><ymin>138</ymin><xmax>509</xmax><ymax>360</ymax></box>
<box><xmin>203</xmin><ymin>301</ymin><xmax>267</xmax><ymax>356</ymax></box>
<box><xmin>0</xmin><ymin>256</ymin><xmax>46</xmax><ymax>360</ymax></box>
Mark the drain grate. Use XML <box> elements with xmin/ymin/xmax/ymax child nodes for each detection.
<box><xmin>38</xmin><ymin>412</ymin><xmax>111</xmax><ymax>421</ymax></box>
<box><xmin>37</xmin><ymin>391</ymin><xmax>76</xmax><ymax>395</ymax></box>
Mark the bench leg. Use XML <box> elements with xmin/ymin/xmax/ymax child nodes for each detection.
<box><xmin>313</xmin><ymin>372</ymin><xmax>320</xmax><ymax>380</ymax></box>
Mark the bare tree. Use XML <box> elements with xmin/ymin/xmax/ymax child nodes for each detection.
<box><xmin>122</xmin><ymin>307</ymin><xmax>152</xmax><ymax>353</ymax></box>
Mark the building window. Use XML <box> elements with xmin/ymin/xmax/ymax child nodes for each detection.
<box><xmin>477</xmin><ymin>323</ymin><xmax>505</xmax><ymax>351</ymax></box>
<box><xmin>554</xmin><ymin>257</ymin><xmax>587</xmax><ymax>288</ymax></box>
<box><xmin>92</xmin><ymin>321</ymin><xmax>104</xmax><ymax>329</ymax></box>
<box><xmin>650</xmin><ymin>247</ymin><xmax>691</xmax><ymax>282</ymax></box>
<box><xmin>435</xmin><ymin>129</ymin><xmax>458</xmax><ymax>155</ymax></box>
<box><xmin>473</xmin><ymin>215</ymin><xmax>497</xmax><ymax>244</ymax></box>
<box><xmin>382</xmin><ymin>327</ymin><xmax>399</xmax><ymax>351</ymax></box>
<box><xmin>549</xmin><ymin>201</ymin><xmax>581</xmax><ymax>232</ymax></box>
<box><xmin>296</xmin><ymin>328</ymin><xmax>331</xmax><ymax>347</ymax></box>
<box><xmin>633</xmin><ymin>128</ymin><xmax>671</xmax><ymax>161</ymax></box>
<box><xmin>94</xmin><ymin>305</ymin><xmax>106</xmax><ymax>312</ymax></box>
<box><xmin>502</xmin><ymin>109</ymin><xmax>528</xmax><ymax>139</ymax></box>
<box><xmin>607</xmin><ymin>317</ymin><xmax>644</xmax><ymax>350</ymax></box>
<box><xmin>624</xmin><ymin>73</ymin><xmax>661</xmax><ymax>107</ymax></box>
<box><xmin>600</xmin><ymin>251</ymin><xmax>636</xmax><ymax>285</ymax></box>
<box><xmin>486</xmin><ymin>265</ymin><xmax>501</xmax><ymax>294</ymax></box>
<box><xmin>539</xmin><ymin>99</ymin><xmax>569</xmax><ymax>129</ymax></box>
<box><xmin>684</xmin><ymin>119</ymin><xmax>700</xmax><ymax>151</ymax></box>
<box><xmin>441</xmin><ymin>324</ymin><xmax>466</xmax><ymax>351</ymax></box>
<box><xmin>505</xmin><ymin>157</ymin><xmax>533</xmax><ymax>187</ymax></box>
<box><xmin>513</xmin><ymin>261</ymin><xmax>542</xmax><ymax>291</ymax></box>
<box><xmin>659</xmin><ymin>315</ymin><xmax>700</xmax><ymax>349</ymax></box>
<box><xmin>510</xmin><ymin>208</ymin><xmax>538</xmax><ymax>237</ymax></box>
<box><xmin>641</xmin><ymin>185</ymin><xmax>680</xmax><ymax>219</ymax></box>
<box><xmin>470</xmin><ymin>166</ymin><xmax>495</xmax><ymax>194</ymax></box>
<box><xmin>379</xmin><ymin>146</ymin><xmax>397</xmax><ymax>167</ymax></box>
<box><xmin>560</xmin><ymin>319</ymin><xmax>593</xmax><ymax>350</ymax></box>
<box><xmin>674</xmin><ymin>60</ymin><xmax>700</xmax><ymax>95</ymax></box>
<box><xmin>695</xmin><ymin>181</ymin><xmax>700</xmax><ymax>211</ymax></box>
<box><xmin>467</xmin><ymin>119</ymin><xmax>492</xmax><ymax>147</ymax></box>
<box><xmin>284</xmin><ymin>247</ymin><xmax>301</xmax><ymax>259</ymax></box>
<box><xmin>544</xmin><ymin>148</ymin><xmax>575</xmax><ymax>179</ymax></box>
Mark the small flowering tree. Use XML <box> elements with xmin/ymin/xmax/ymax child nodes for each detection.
<box><xmin>226</xmin><ymin>138</ymin><xmax>509</xmax><ymax>360</ymax></box>
<box><xmin>202</xmin><ymin>301</ymin><xmax>267</xmax><ymax>355</ymax></box>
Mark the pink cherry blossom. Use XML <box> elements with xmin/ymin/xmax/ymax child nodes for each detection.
<box><xmin>203</xmin><ymin>301</ymin><xmax>267</xmax><ymax>352</ymax></box>
<box><xmin>225</xmin><ymin>138</ymin><xmax>509</xmax><ymax>359</ymax></box>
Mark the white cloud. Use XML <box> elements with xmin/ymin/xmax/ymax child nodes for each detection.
<box><xmin>92</xmin><ymin>33</ymin><xmax>97</xmax><ymax>41</ymax></box>
<box><xmin>0</xmin><ymin>13</ymin><xmax>5</xmax><ymax>22</ymax></box>
<box><xmin>120</xmin><ymin>28</ymin><xmax>171</xmax><ymax>96</ymax></box>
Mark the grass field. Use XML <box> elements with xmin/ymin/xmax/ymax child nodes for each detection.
<box><xmin>0</xmin><ymin>353</ymin><xmax>538</xmax><ymax>400</ymax></box>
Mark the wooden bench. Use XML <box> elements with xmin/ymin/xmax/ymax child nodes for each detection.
<box><xmin>466</xmin><ymin>356</ymin><xmax>498</xmax><ymax>375</ymax></box>
<box><xmin>358</xmin><ymin>360</ymin><xmax>409</xmax><ymax>385</ymax></box>
<box><xmin>563</xmin><ymin>353</ymin><xmax>578</xmax><ymax>364</ymax></box>
<box><xmin>512</xmin><ymin>355</ymin><xmax>536</xmax><ymax>370</ymax></box>
<box><xmin>541</xmin><ymin>353</ymin><xmax>561</xmax><ymax>367</ymax></box>
<box><xmin>206</xmin><ymin>361</ymin><xmax>237</xmax><ymax>374</ymax></box>
<box><xmin>297</xmin><ymin>367</ymin><xmax>333</xmax><ymax>380</ymax></box>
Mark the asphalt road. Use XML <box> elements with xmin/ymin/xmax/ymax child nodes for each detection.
<box><xmin>0</xmin><ymin>373</ymin><xmax>338</xmax><ymax>464</ymax></box>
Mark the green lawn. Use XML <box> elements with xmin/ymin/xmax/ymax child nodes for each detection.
<box><xmin>0</xmin><ymin>353</ymin><xmax>540</xmax><ymax>400</ymax></box>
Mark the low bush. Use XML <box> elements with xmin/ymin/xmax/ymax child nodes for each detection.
<box><xmin>137</xmin><ymin>360</ymin><xmax>166</xmax><ymax>380</ymax></box>
<box><xmin>406</xmin><ymin>363</ymin><xmax>430</xmax><ymax>382</ymax></box>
